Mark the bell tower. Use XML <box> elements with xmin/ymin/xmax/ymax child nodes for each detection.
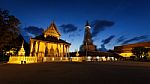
<box><xmin>80</xmin><ymin>21</ymin><xmax>97</xmax><ymax>51</ymax></box>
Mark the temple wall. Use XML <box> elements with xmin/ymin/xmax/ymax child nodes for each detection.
<box><xmin>43</xmin><ymin>57</ymin><xmax>117</xmax><ymax>62</ymax></box>
<box><xmin>8</xmin><ymin>56</ymin><xmax>118</xmax><ymax>64</ymax></box>
<box><xmin>8</xmin><ymin>56</ymin><xmax>37</xmax><ymax>64</ymax></box>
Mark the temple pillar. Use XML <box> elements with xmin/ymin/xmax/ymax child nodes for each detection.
<box><xmin>66</xmin><ymin>45</ymin><xmax>70</xmax><ymax>57</ymax></box>
<box><xmin>57</xmin><ymin>43</ymin><xmax>59</xmax><ymax>57</ymax></box>
<box><xmin>44</xmin><ymin>42</ymin><xmax>47</xmax><ymax>57</ymax></box>
<box><xmin>59</xmin><ymin>44</ymin><xmax>62</xmax><ymax>57</ymax></box>
<box><xmin>35</xmin><ymin>41</ymin><xmax>38</xmax><ymax>56</ymax></box>
<box><xmin>37</xmin><ymin>41</ymin><xmax>40</xmax><ymax>57</ymax></box>
<box><xmin>63</xmin><ymin>44</ymin><xmax>64</xmax><ymax>57</ymax></box>
<box><xmin>65</xmin><ymin>45</ymin><xmax>67</xmax><ymax>57</ymax></box>
<box><xmin>30</xmin><ymin>40</ymin><xmax>33</xmax><ymax>56</ymax></box>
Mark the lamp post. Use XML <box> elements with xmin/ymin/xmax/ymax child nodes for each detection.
<box><xmin>86</xmin><ymin>42</ymin><xmax>87</xmax><ymax>61</ymax></box>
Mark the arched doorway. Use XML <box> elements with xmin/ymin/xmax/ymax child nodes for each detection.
<box><xmin>50</xmin><ymin>46</ymin><xmax>54</xmax><ymax>57</ymax></box>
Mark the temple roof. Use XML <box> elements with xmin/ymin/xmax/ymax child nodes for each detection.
<box><xmin>32</xmin><ymin>34</ymin><xmax>70</xmax><ymax>45</ymax></box>
<box><xmin>115</xmin><ymin>41</ymin><xmax>150</xmax><ymax>48</ymax></box>
<box><xmin>44</xmin><ymin>22</ymin><xmax>61</xmax><ymax>38</ymax></box>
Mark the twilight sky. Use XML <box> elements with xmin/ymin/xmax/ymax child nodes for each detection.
<box><xmin>1</xmin><ymin>0</ymin><xmax>150</xmax><ymax>51</ymax></box>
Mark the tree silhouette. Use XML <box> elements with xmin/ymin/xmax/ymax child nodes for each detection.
<box><xmin>0</xmin><ymin>9</ymin><xmax>20</xmax><ymax>52</ymax></box>
<box><xmin>131</xmin><ymin>47</ymin><xmax>148</xmax><ymax>61</ymax></box>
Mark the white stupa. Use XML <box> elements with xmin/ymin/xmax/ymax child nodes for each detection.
<box><xmin>18</xmin><ymin>41</ymin><xmax>25</xmax><ymax>56</ymax></box>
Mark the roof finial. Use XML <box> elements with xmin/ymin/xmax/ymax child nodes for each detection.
<box><xmin>85</xmin><ymin>20</ymin><xmax>90</xmax><ymax>26</ymax></box>
<box><xmin>52</xmin><ymin>19</ymin><xmax>55</xmax><ymax>24</ymax></box>
<box><xmin>21</xmin><ymin>40</ymin><xmax>24</xmax><ymax>48</ymax></box>
<box><xmin>52</xmin><ymin>17</ymin><xmax>56</xmax><ymax>24</ymax></box>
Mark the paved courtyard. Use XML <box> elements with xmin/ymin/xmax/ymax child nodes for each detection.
<box><xmin>0</xmin><ymin>61</ymin><xmax>150</xmax><ymax>84</ymax></box>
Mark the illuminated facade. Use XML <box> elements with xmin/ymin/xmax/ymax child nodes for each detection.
<box><xmin>114</xmin><ymin>42</ymin><xmax>150</xmax><ymax>57</ymax></box>
<box><xmin>29</xmin><ymin>22</ymin><xmax>71</xmax><ymax>62</ymax></box>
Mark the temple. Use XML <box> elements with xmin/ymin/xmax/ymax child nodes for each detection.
<box><xmin>8</xmin><ymin>21</ymin><xmax>71</xmax><ymax>64</ymax></box>
<box><xmin>29</xmin><ymin>22</ymin><xmax>71</xmax><ymax>60</ymax></box>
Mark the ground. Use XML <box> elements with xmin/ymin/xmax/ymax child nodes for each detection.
<box><xmin>0</xmin><ymin>61</ymin><xmax>150</xmax><ymax>84</ymax></box>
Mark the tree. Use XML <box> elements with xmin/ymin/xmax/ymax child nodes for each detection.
<box><xmin>142</xmin><ymin>48</ymin><xmax>150</xmax><ymax>61</ymax></box>
<box><xmin>0</xmin><ymin>9</ymin><xmax>20</xmax><ymax>52</ymax></box>
<box><xmin>132</xmin><ymin>47</ymin><xmax>147</xmax><ymax>61</ymax></box>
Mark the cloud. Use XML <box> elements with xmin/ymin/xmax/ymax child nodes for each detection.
<box><xmin>60</xmin><ymin>24</ymin><xmax>78</xmax><ymax>33</ymax></box>
<box><xmin>99</xmin><ymin>35</ymin><xmax>115</xmax><ymax>51</ymax></box>
<box><xmin>99</xmin><ymin>44</ymin><xmax>107</xmax><ymax>52</ymax></box>
<box><xmin>91</xmin><ymin>20</ymin><xmax>114</xmax><ymax>38</ymax></box>
<box><xmin>122</xmin><ymin>35</ymin><xmax>149</xmax><ymax>45</ymax></box>
<box><xmin>24</xmin><ymin>26</ymin><xmax>44</xmax><ymax>36</ymax></box>
<box><xmin>68</xmin><ymin>33</ymin><xmax>80</xmax><ymax>38</ymax></box>
<box><xmin>116</xmin><ymin>36</ymin><xmax>126</xmax><ymax>43</ymax></box>
<box><xmin>101</xmin><ymin>35</ymin><xmax>115</xmax><ymax>45</ymax></box>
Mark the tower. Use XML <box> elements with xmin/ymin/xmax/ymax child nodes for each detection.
<box><xmin>80</xmin><ymin>21</ymin><xmax>97</xmax><ymax>52</ymax></box>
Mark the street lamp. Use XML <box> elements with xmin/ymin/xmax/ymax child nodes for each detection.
<box><xmin>86</xmin><ymin>42</ymin><xmax>87</xmax><ymax>61</ymax></box>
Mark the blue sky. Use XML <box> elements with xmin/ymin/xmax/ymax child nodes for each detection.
<box><xmin>0</xmin><ymin>0</ymin><xmax>150</xmax><ymax>51</ymax></box>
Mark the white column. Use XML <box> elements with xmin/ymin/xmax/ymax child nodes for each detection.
<box><xmin>35</xmin><ymin>41</ymin><xmax>38</xmax><ymax>56</ymax></box>
<box><xmin>67</xmin><ymin>45</ymin><xmax>70</xmax><ymax>57</ymax></box>
<box><xmin>60</xmin><ymin>44</ymin><xmax>62</xmax><ymax>57</ymax></box>
<box><xmin>30</xmin><ymin>40</ymin><xmax>33</xmax><ymax>56</ymax></box>
<box><xmin>37</xmin><ymin>41</ymin><xmax>40</xmax><ymax>57</ymax></box>
<box><xmin>63</xmin><ymin>44</ymin><xmax>64</xmax><ymax>57</ymax></box>
<box><xmin>65</xmin><ymin>45</ymin><xmax>67</xmax><ymax>57</ymax></box>
<box><xmin>44</xmin><ymin>42</ymin><xmax>47</xmax><ymax>57</ymax></box>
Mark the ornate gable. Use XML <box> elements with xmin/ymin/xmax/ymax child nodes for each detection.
<box><xmin>44</xmin><ymin>22</ymin><xmax>61</xmax><ymax>39</ymax></box>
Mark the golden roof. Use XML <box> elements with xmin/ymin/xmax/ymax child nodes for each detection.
<box><xmin>44</xmin><ymin>21</ymin><xmax>61</xmax><ymax>39</ymax></box>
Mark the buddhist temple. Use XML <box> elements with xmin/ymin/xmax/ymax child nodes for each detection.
<box><xmin>29</xmin><ymin>21</ymin><xmax>71</xmax><ymax>61</ymax></box>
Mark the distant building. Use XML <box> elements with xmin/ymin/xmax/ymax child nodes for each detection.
<box><xmin>114</xmin><ymin>42</ymin><xmax>150</xmax><ymax>58</ymax></box>
<box><xmin>29</xmin><ymin>22</ymin><xmax>71</xmax><ymax>62</ymax></box>
<box><xmin>80</xmin><ymin>21</ymin><xmax>97</xmax><ymax>51</ymax></box>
